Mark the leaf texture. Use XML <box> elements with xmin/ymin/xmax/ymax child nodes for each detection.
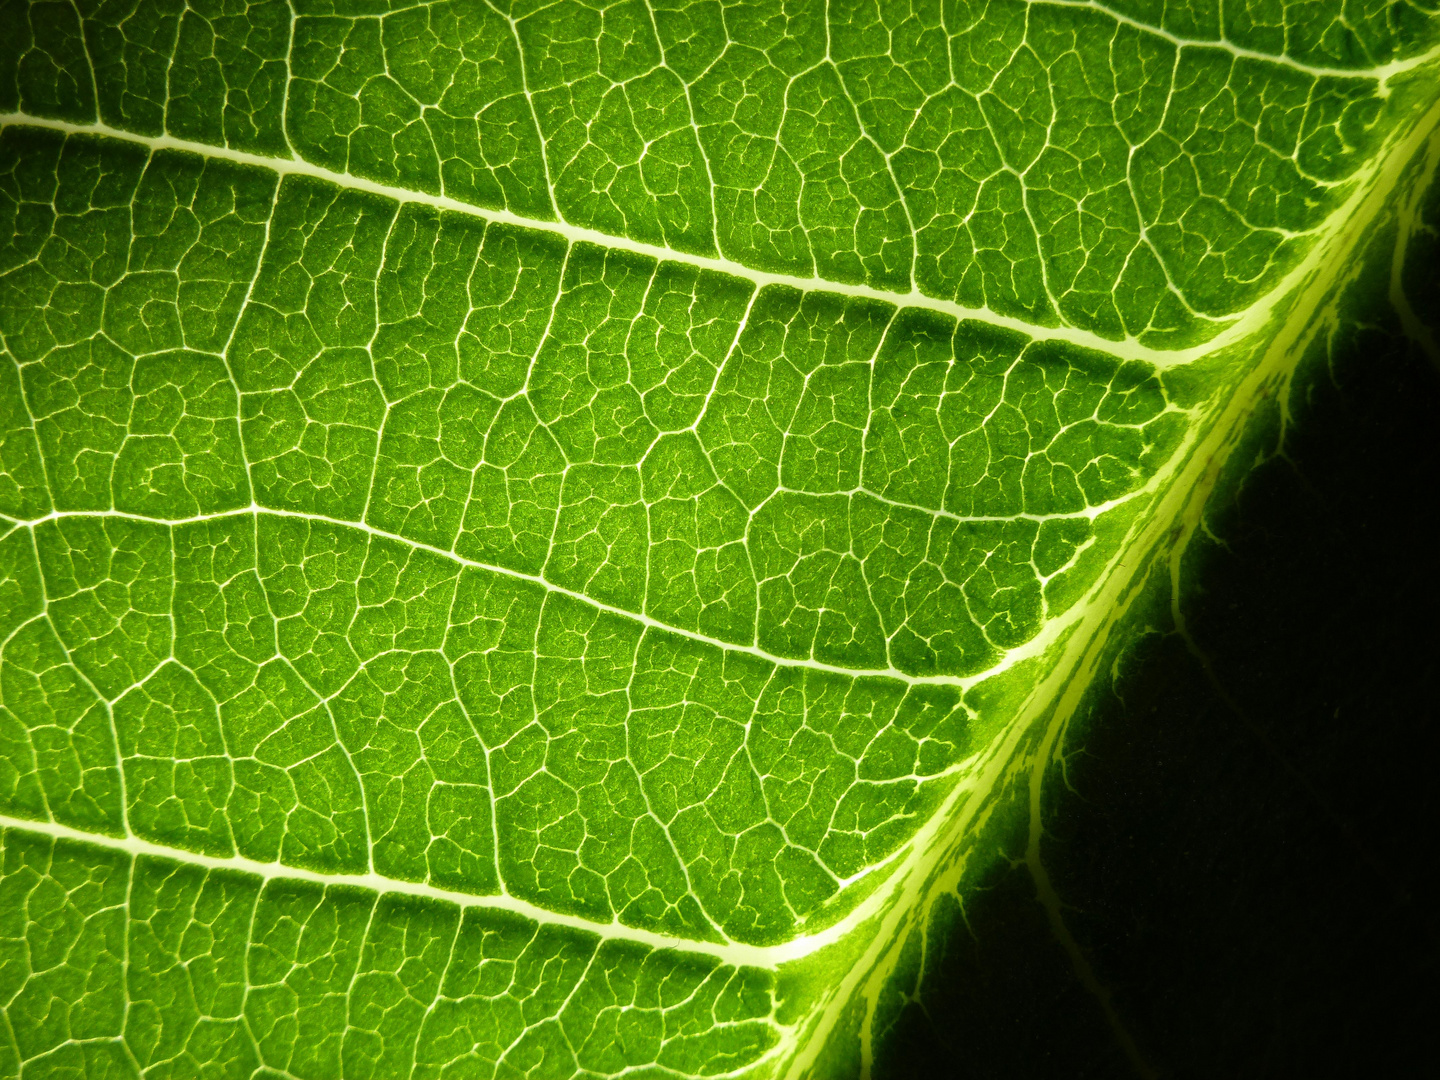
<box><xmin>0</xmin><ymin>1</ymin><xmax>1437</xmax><ymax>1076</ymax></box>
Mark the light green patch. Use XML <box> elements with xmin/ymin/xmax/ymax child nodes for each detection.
<box><xmin>1</xmin><ymin>1</ymin><xmax>1437</xmax><ymax>1075</ymax></box>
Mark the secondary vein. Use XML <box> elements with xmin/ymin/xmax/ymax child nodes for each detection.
<box><xmin>0</xmin><ymin>112</ymin><xmax>1211</xmax><ymax>367</ymax></box>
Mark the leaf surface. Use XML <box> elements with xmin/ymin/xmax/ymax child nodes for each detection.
<box><xmin>0</xmin><ymin>2</ymin><xmax>1437</xmax><ymax>1075</ymax></box>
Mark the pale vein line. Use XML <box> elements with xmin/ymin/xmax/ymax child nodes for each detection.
<box><xmin>0</xmin><ymin>812</ymin><xmax>778</xmax><ymax>967</ymax></box>
<box><xmin>1040</xmin><ymin>0</ymin><xmax>1440</xmax><ymax>83</ymax></box>
<box><xmin>0</xmin><ymin>112</ymin><xmax>1201</xmax><ymax>366</ymax></box>
<box><xmin>12</xmin><ymin>504</ymin><xmax>984</xmax><ymax>687</ymax></box>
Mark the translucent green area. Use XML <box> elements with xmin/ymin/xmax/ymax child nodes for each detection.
<box><xmin>0</xmin><ymin>126</ymin><xmax>1183</xmax><ymax>950</ymax></box>
<box><xmin>0</xmin><ymin>829</ymin><xmax>778</xmax><ymax>1079</ymax></box>
<box><xmin>5</xmin><ymin>0</ymin><xmax>1433</xmax><ymax>343</ymax></box>
<box><xmin>0</xmin><ymin>0</ymin><xmax>1436</xmax><ymax>1076</ymax></box>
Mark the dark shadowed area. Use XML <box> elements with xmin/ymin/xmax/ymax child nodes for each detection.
<box><xmin>873</xmin><ymin>185</ymin><xmax>1440</xmax><ymax>1080</ymax></box>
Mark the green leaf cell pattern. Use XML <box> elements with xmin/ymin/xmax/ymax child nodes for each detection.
<box><xmin>0</xmin><ymin>830</ymin><xmax>777</xmax><ymax>1079</ymax></box>
<box><xmin>2</xmin><ymin>1</ymin><xmax>1434</xmax><ymax>341</ymax></box>
<box><xmin>0</xmin><ymin>0</ymin><xmax>1437</xmax><ymax>1076</ymax></box>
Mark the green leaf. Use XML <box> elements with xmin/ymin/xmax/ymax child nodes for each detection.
<box><xmin>0</xmin><ymin>1</ymin><xmax>1437</xmax><ymax>1075</ymax></box>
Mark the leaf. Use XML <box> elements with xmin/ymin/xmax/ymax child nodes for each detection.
<box><xmin>0</xmin><ymin>2</ymin><xmax>1437</xmax><ymax>1076</ymax></box>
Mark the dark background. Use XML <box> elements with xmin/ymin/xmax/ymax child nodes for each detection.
<box><xmin>870</xmin><ymin>202</ymin><xmax>1440</xmax><ymax>1077</ymax></box>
